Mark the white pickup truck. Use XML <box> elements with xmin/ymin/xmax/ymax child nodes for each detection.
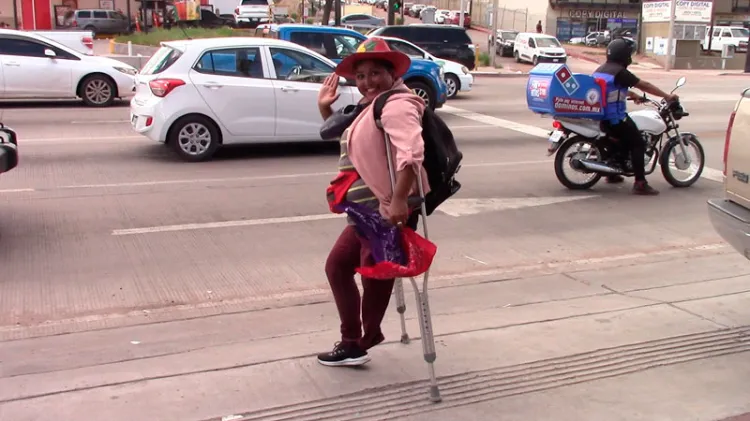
<box><xmin>32</xmin><ymin>30</ymin><xmax>94</xmax><ymax>55</ymax></box>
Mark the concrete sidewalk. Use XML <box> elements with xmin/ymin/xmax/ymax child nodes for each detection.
<box><xmin>1</xmin><ymin>244</ymin><xmax>749</xmax><ymax>421</ymax></box>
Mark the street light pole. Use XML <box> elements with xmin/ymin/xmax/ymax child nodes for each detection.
<box><xmin>665</xmin><ymin>0</ymin><xmax>676</xmax><ymax>71</ymax></box>
<box><xmin>490</xmin><ymin>0</ymin><xmax>499</xmax><ymax>67</ymax></box>
<box><xmin>459</xmin><ymin>0</ymin><xmax>465</xmax><ymax>29</ymax></box>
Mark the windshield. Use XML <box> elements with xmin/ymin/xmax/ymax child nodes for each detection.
<box><xmin>501</xmin><ymin>31</ymin><xmax>518</xmax><ymax>40</ymax></box>
<box><xmin>731</xmin><ymin>28</ymin><xmax>749</xmax><ymax>38</ymax></box>
<box><xmin>535</xmin><ymin>37</ymin><xmax>561</xmax><ymax>48</ymax></box>
<box><xmin>140</xmin><ymin>46</ymin><xmax>183</xmax><ymax>75</ymax></box>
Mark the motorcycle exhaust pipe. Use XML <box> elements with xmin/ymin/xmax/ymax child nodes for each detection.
<box><xmin>578</xmin><ymin>160</ymin><xmax>623</xmax><ymax>175</ymax></box>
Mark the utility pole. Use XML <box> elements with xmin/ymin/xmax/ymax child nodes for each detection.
<box><xmin>665</xmin><ymin>0</ymin><xmax>676</xmax><ymax>71</ymax></box>
<box><xmin>387</xmin><ymin>0</ymin><xmax>395</xmax><ymax>25</ymax></box>
<box><xmin>490</xmin><ymin>0</ymin><xmax>499</xmax><ymax>67</ymax></box>
<box><xmin>459</xmin><ymin>0</ymin><xmax>465</xmax><ymax>28</ymax></box>
<box><xmin>334</xmin><ymin>0</ymin><xmax>341</xmax><ymax>25</ymax></box>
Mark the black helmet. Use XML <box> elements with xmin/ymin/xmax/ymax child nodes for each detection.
<box><xmin>606</xmin><ymin>38</ymin><xmax>635</xmax><ymax>66</ymax></box>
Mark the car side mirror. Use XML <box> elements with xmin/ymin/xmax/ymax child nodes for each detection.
<box><xmin>44</xmin><ymin>48</ymin><xmax>56</xmax><ymax>58</ymax></box>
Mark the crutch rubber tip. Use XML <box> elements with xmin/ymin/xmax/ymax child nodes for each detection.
<box><xmin>400</xmin><ymin>334</ymin><xmax>410</xmax><ymax>344</ymax></box>
<box><xmin>429</xmin><ymin>386</ymin><xmax>442</xmax><ymax>403</ymax></box>
<box><xmin>396</xmin><ymin>305</ymin><xmax>406</xmax><ymax>313</ymax></box>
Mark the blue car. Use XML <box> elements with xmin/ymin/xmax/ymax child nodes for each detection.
<box><xmin>255</xmin><ymin>24</ymin><xmax>448</xmax><ymax>109</ymax></box>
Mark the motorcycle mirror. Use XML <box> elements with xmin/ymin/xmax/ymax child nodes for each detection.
<box><xmin>675</xmin><ymin>76</ymin><xmax>686</xmax><ymax>88</ymax></box>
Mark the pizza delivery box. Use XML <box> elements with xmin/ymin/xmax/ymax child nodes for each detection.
<box><xmin>526</xmin><ymin>63</ymin><xmax>606</xmax><ymax>120</ymax></box>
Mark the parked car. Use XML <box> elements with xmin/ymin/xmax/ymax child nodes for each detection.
<box><xmin>435</xmin><ymin>9</ymin><xmax>450</xmax><ymax>24</ymax></box>
<box><xmin>513</xmin><ymin>32</ymin><xmax>567</xmax><ymax>65</ymax></box>
<box><xmin>368</xmin><ymin>24</ymin><xmax>477</xmax><ymax>70</ymax></box>
<box><xmin>234</xmin><ymin>0</ymin><xmax>273</xmax><ymax>28</ymax></box>
<box><xmin>0</xmin><ymin>29</ymin><xmax>137</xmax><ymax>106</ymax></box>
<box><xmin>446</xmin><ymin>10</ymin><xmax>470</xmax><ymax>28</ymax></box>
<box><xmin>708</xmin><ymin>88</ymin><xmax>750</xmax><ymax>259</ymax></box>
<box><xmin>378</xmin><ymin>35</ymin><xmax>472</xmax><ymax>99</ymax></box>
<box><xmin>61</xmin><ymin>9</ymin><xmax>132</xmax><ymax>36</ymax></box>
<box><xmin>130</xmin><ymin>37</ymin><xmax>369</xmax><ymax>161</ymax></box>
<box><xmin>328</xmin><ymin>14</ymin><xmax>385</xmax><ymax>30</ymax></box>
<box><xmin>32</xmin><ymin>30</ymin><xmax>94</xmax><ymax>55</ymax></box>
<box><xmin>0</xmin><ymin>123</ymin><xmax>18</xmax><ymax>179</ymax></box>
<box><xmin>255</xmin><ymin>24</ymin><xmax>448</xmax><ymax>109</ymax></box>
<box><xmin>493</xmin><ymin>29</ymin><xmax>518</xmax><ymax>57</ymax></box>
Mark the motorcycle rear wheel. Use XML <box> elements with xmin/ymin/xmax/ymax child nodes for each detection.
<box><xmin>554</xmin><ymin>136</ymin><xmax>603</xmax><ymax>190</ymax></box>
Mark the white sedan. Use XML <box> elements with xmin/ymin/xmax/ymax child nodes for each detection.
<box><xmin>130</xmin><ymin>37</ymin><xmax>362</xmax><ymax>161</ymax></box>
<box><xmin>0</xmin><ymin>29</ymin><xmax>137</xmax><ymax>106</ymax></box>
<box><xmin>376</xmin><ymin>35</ymin><xmax>472</xmax><ymax>99</ymax></box>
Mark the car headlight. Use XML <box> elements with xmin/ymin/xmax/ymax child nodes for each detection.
<box><xmin>461</xmin><ymin>66</ymin><xmax>469</xmax><ymax>75</ymax></box>
<box><xmin>439</xmin><ymin>66</ymin><xmax>445</xmax><ymax>80</ymax></box>
<box><xmin>114</xmin><ymin>66</ymin><xmax>137</xmax><ymax>76</ymax></box>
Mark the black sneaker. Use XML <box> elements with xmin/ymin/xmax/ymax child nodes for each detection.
<box><xmin>633</xmin><ymin>181</ymin><xmax>659</xmax><ymax>195</ymax></box>
<box><xmin>317</xmin><ymin>341</ymin><xmax>371</xmax><ymax>367</ymax></box>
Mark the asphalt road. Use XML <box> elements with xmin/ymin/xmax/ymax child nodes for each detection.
<box><xmin>0</xmin><ymin>74</ymin><xmax>748</xmax><ymax>420</ymax></box>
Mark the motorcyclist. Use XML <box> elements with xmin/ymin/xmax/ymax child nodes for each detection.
<box><xmin>593</xmin><ymin>37</ymin><xmax>679</xmax><ymax>195</ymax></box>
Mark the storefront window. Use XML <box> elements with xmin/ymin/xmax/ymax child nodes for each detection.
<box><xmin>556</xmin><ymin>16</ymin><xmax>638</xmax><ymax>42</ymax></box>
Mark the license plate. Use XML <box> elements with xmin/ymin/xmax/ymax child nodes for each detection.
<box><xmin>553</xmin><ymin>58</ymin><xmax>559</xmax><ymax>62</ymax></box>
<box><xmin>548</xmin><ymin>130</ymin><xmax>563</xmax><ymax>144</ymax></box>
<box><xmin>131</xmin><ymin>114</ymin><xmax>137</xmax><ymax>126</ymax></box>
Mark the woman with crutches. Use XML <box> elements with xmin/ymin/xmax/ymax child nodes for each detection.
<box><xmin>316</xmin><ymin>38</ymin><xmax>430</xmax><ymax>367</ymax></box>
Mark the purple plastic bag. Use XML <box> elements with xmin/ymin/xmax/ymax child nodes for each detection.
<box><xmin>335</xmin><ymin>201</ymin><xmax>406</xmax><ymax>265</ymax></box>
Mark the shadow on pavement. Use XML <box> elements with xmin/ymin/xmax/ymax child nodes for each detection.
<box><xmin>140</xmin><ymin>141</ymin><xmax>340</xmax><ymax>163</ymax></box>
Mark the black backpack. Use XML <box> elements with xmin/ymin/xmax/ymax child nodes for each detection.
<box><xmin>373</xmin><ymin>90</ymin><xmax>463</xmax><ymax>216</ymax></box>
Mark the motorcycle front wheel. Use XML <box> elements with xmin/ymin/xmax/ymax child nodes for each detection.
<box><xmin>659</xmin><ymin>134</ymin><xmax>705</xmax><ymax>188</ymax></box>
<box><xmin>554</xmin><ymin>136</ymin><xmax>603</xmax><ymax>190</ymax></box>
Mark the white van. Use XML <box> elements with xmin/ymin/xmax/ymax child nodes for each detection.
<box><xmin>513</xmin><ymin>32</ymin><xmax>567</xmax><ymax>65</ymax></box>
<box><xmin>702</xmin><ymin>26</ymin><xmax>749</xmax><ymax>53</ymax></box>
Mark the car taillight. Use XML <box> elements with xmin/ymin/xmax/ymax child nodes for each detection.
<box><xmin>149</xmin><ymin>79</ymin><xmax>185</xmax><ymax>97</ymax></box>
<box><xmin>82</xmin><ymin>36</ymin><xmax>93</xmax><ymax>50</ymax></box>
<box><xmin>71</xmin><ymin>19</ymin><xmax>77</xmax><ymax>27</ymax></box>
<box><xmin>234</xmin><ymin>7</ymin><xmax>239</xmax><ymax>14</ymax></box>
<box><xmin>724</xmin><ymin>110</ymin><xmax>737</xmax><ymax>175</ymax></box>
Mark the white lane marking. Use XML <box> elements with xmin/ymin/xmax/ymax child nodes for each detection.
<box><xmin>70</xmin><ymin>120</ymin><xmax>130</xmax><ymax>124</ymax></box>
<box><xmin>463</xmin><ymin>255</ymin><xmax>488</xmax><ymax>265</ymax></box>
<box><xmin>113</xmin><ymin>194</ymin><xmax>593</xmax><ymax>235</ymax></box>
<box><xmin>112</xmin><ymin>213</ymin><xmax>345</xmax><ymax>235</ymax></box>
<box><xmin>0</xmin><ymin>188</ymin><xmax>35</xmax><ymax>193</ymax></box>
<box><xmin>440</xmin><ymin>105</ymin><xmax>552</xmax><ymax>138</ymax></box>
<box><xmin>2</xmin><ymin>160</ymin><xmax>551</xmax><ymax>193</ymax></box>
<box><xmin>440</xmin><ymin>105</ymin><xmax>724</xmax><ymax>183</ymax></box>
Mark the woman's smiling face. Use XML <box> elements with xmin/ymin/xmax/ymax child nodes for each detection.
<box><xmin>353</xmin><ymin>60</ymin><xmax>395</xmax><ymax>101</ymax></box>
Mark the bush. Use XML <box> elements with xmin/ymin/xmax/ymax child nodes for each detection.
<box><xmin>396</xmin><ymin>16</ymin><xmax>404</xmax><ymax>25</ymax></box>
<box><xmin>479</xmin><ymin>52</ymin><xmax>490</xmax><ymax>66</ymax></box>
<box><xmin>115</xmin><ymin>27</ymin><xmax>241</xmax><ymax>46</ymax></box>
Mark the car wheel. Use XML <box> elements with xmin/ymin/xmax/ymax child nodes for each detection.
<box><xmin>84</xmin><ymin>25</ymin><xmax>97</xmax><ymax>37</ymax></box>
<box><xmin>445</xmin><ymin>74</ymin><xmax>460</xmax><ymax>99</ymax></box>
<box><xmin>168</xmin><ymin>115</ymin><xmax>221</xmax><ymax>162</ymax></box>
<box><xmin>407</xmin><ymin>80</ymin><xmax>435</xmax><ymax>110</ymax></box>
<box><xmin>80</xmin><ymin>74</ymin><xmax>116</xmax><ymax>107</ymax></box>
<box><xmin>533</xmin><ymin>55</ymin><xmax>539</xmax><ymax>65</ymax></box>
<box><xmin>514</xmin><ymin>51</ymin><xmax>520</xmax><ymax>62</ymax></box>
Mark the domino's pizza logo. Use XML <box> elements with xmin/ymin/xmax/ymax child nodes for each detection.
<box><xmin>555</xmin><ymin>67</ymin><xmax>579</xmax><ymax>96</ymax></box>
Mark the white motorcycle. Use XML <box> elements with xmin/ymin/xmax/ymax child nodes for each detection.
<box><xmin>546</xmin><ymin>76</ymin><xmax>705</xmax><ymax>190</ymax></box>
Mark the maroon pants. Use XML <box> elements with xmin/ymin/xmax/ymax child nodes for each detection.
<box><xmin>325</xmin><ymin>225</ymin><xmax>394</xmax><ymax>350</ymax></box>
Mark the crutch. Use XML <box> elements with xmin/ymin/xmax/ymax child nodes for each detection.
<box><xmin>383</xmin><ymin>130</ymin><xmax>442</xmax><ymax>403</ymax></box>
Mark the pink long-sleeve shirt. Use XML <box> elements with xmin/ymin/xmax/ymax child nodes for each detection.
<box><xmin>346</xmin><ymin>80</ymin><xmax>431</xmax><ymax>220</ymax></box>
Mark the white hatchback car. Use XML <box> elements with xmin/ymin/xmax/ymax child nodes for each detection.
<box><xmin>130</xmin><ymin>37</ymin><xmax>363</xmax><ymax>161</ymax></box>
<box><xmin>0</xmin><ymin>29</ymin><xmax>137</xmax><ymax>106</ymax></box>
<box><xmin>376</xmin><ymin>35</ymin><xmax>472</xmax><ymax>99</ymax></box>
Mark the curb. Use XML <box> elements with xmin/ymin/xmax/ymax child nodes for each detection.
<box><xmin>470</xmin><ymin>26</ymin><xmax>493</xmax><ymax>34</ymax></box>
<box><xmin>471</xmin><ymin>72</ymin><xmax>527</xmax><ymax>78</ymax></box>
<box><xmin>718</xmin><ymin>72</ymin><xmax>750</xmax><ymax>76</ymax></box>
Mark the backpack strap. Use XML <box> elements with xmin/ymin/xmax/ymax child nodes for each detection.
<box><xmin>372</xmin><ymin>90</ymin><xmax>401</xmax><ymax>130</ymax></box>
